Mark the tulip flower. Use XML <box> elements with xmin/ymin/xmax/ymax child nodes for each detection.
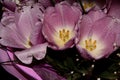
<box><xmin>42</xmin><ymin>1</ymin><xmax>82</xmax><ymax>50</ymax></box>
<box><xmin>76</xmin><ymin>10</ymin><xmax>120</xmax><ymax>59</ymax></box>
<box><xmin>0</xmin><ymin>3</ymin><xmax>47</xmax><ymax>64</ymax></box>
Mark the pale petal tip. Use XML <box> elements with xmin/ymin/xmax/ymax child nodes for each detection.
<box><xmin>15</xmin><ymin>52</ymin><xmax>33</xmax><ymax>64</ymax></box>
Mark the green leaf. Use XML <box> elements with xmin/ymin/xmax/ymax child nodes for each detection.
<box><xmin>100</xmin><ymin>71</ymin><xmax>118</xmax><ymax>79</ymax></box>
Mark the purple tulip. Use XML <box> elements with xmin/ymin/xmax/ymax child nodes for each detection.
<box><xmin>0</xmin><ymin>3</ymin><xmax>47</xmax><ymax>64</ymax></box>
<box><xmin>76</xmin><ymin>10</ymin><xmax>120</xmax><ymax>59</ymax></box>
<box><xmin>42</xmin><ymin>1</ymin><xmax>82</xmax><ymax>50</ymax></box>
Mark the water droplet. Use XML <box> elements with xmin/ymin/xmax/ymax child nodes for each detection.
<box><xmin>97</xmin><ymin>78</ymin><xmax>101</xmax><ymax>80</ymax></box>
<box><xmin>91</xmin><ymin>64</ymin><xmax>94</xmax><ymax>68</ymax></box>
<box><xmin>118</xmin><ymin>62</ymin><xmax>120</xmax><ymax>66</ymax></box>
<box><xmin>82</xmin><ymin>73</ymin><xmax>85</xmax><ymax>76</ymax></box>
<box><xmin>76</xmin><ymin>58</ymin><xmax>79</xmax><ymax>61</ymax></box>
<box><xmin>116</xmin><ymin>53</ymin><xmax>120</xmax><ymax>57</ymax></box>
<box><xmin>114</xmin><ymin>71</ymin><xmax>117</xmax><ymax>74</ymax></box>
<box><xmin>70</xmin><ymin>71</ymin><xmax>74</xmax><ymax>74</ymax></box>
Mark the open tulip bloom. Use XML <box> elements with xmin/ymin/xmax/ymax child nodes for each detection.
<box><xmin>0</xmin><ymin>0</ymin><xmax>120</xmax><ymax>80</ymax></box>
<box><xmin>75</xmin><ymin>0</ymin><xmax>120</xmax><ymax>60</ymax></box>
<box><xmin>76</xmin><ymin>10</ymin><xmax>120</xmax><ymax>59</ymax></box>
<box><xmin>0</xmin><ymin>1</ymin><xmax>48</xmax><ymax>64</ymax></box>
<box><xmin>42</xmin><ymin>1</ymin><xmax>82</xmax><ymax>50</ymax></box>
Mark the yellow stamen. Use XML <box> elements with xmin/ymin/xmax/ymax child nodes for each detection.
<box><xmin>24</xmin><ymin>39</ymin><xmax>32</xmax><ymax>48</ymax></box>
<box><xmin>53</xmin><ymin>27</ymin><xmax>73</xmax><ymax>48</ymax></box>
<box><xmin>85</xmin><ymin>38</ymin><xmax>97</xmax><ymax>51</ymax></box>
<box><xmin>59</xmin><ymin>29</ymin><xmax>70</xmax><ymax>43</ymax></box>
<box><xmin>83</xmin><ymin>1</ymin><xmax>95</xmax><ymax>11</ymax></box>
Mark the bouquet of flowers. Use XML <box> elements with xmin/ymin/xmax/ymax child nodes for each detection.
<box><xmin>0</xmin><ymin>0</ymin><xmax>120</xmax><ymax>80</ymax></box>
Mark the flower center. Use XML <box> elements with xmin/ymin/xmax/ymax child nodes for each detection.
<box><xmin>82</xmin><ymin>1</ymin><xmax>95</xmax><ymax>11</ymax></box>
<box><xmin>59</xmin><ymin>29</ymin><xmax>70</xmax><ymax>43</ymax></box>
<box><xmin>24</xmin><ymin>38</ymin><xmax>32</xmax><ymax>48</ymax></box>
<box><xmin>85</xmin><ymin>38</ymin><xmax>97</xmax><ymax>51</ymax></box>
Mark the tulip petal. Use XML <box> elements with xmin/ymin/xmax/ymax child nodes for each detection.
<box><xmin>78</xmin><ymin>10</ymin><xmax>106</xmax><ymax>40</ymax></box>
<box><xmin>44</xmin><ymin>2</ymin><xmax>81</xmax><ymax>29</ymax></box>
<box><xmin>33</xmin><ymin>64</ymin><xmax>66</xmax><ymax>80</ymax></box>
<box><xmin>15</xmin><ymin>51</ymin><xmax>33</xmax><ymax>64</ymax></box>
<box><xmin>30</xmin><ymin>22</ymin><xmax>45</xmax><ymax>45</ymax></box>
<box><xmin>0</xmin><ymin>22</ymin><xmax>26</xmax><ymax>48</ymax></box>
<box><xmin>90</xmin><ymin>17</ymin><xmax>116</xmax><ymax>59</ymax></box>
<box><xmin>0</xmin><ymin>10</ymin><xmax>34</xmax><ymax>48</ymax></box>
<box><xmin>33</xmin><ymin>43</ymin><xmax>48</xmax><ymax>60</ymax></box>
<box><xmin>15</xmin><ymin>64</ymin><xmax>42</xmax><ymax>80</ymax></box>
<box><xmin>15</xmin><ymin>4</ymin><xmax>44</xmax><ymax>47</ymax></box>
<box><xmin>16</xmin><ymin>3</ymin><xmax>44</xmax><ymax>39</ymax></box>
<box><xmin>30</xmin><ymin>3</ymin><xmax>44</xmax><ymax>24</ymax></box>
<box><xmin>17</xmin><ymin>6</ymin><xmax>34</xmax><ymax>39</ymax></box>
<box><xmin>15</xmin><ymin>43</ymin><xmax>47</xmax><ymax>64</ymax></box>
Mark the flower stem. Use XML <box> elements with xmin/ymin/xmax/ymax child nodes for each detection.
<box><xmin>77</xmin><ymin>0</ymin><xmax>87</xmax><ymax>14</ymax></box>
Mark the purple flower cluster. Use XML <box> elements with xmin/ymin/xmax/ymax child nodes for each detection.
<box><xmin>0</xmin><ymin>0</ymin><xmax>120</xmax><ymax>80</ymax></box>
